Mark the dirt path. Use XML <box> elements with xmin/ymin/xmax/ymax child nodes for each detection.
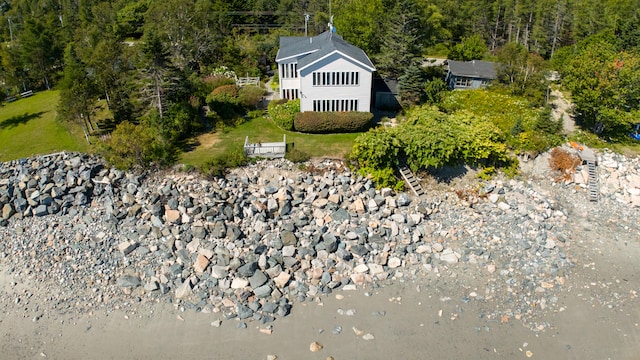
<box><xmin>550</xmin><ymin>89</ymin><xmax>576</xmax><ymax>135</ymax></box>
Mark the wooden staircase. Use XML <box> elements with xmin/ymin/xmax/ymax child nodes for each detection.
<box><xmin>398</xmin><ymin>165</ymin><xmax>424</xmax><ymax>197</ymax></box>
<box><xmin>586</xmin><ymin>160</ymin><xmax>598</xmax><ymax>202</ymax></box>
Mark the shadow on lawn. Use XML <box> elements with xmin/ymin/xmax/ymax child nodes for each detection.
<box><xmin>0</xmin><ymin>112</ymin><xmax>45</xmax><ymax>130</ymax></box>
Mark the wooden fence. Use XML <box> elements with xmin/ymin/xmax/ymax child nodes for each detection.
<box><xmin>244</xmin><ymin>135</ymin><xmax>286</xmax><ymax>158</ymax></box>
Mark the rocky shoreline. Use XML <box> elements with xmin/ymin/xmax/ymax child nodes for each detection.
<box><xmin>1</xmin><ymin>149</ymin><xmax>638</xmax><ymax>332</ymax></box>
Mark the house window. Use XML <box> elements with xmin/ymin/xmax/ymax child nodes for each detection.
<box><xmin>311</xmin><ymin>71</ymin><xmax>360</xmax><ymax>86</ymax></box>
<box><xmin>281</xmin><ymin>63</ymin><xmax>298</xmax><ymax>79</ymax></box>
<box><xmin>454</xmin><ymin>77</ymin><xmax>472</xmax><ymax>88</ymax></box>
<box><xmin>282</xmin><ymin>88</ymin><xmax>299</xmax><ymax>100</ymax></box>
<box><xmin>312</xmin><ymin>99</ymin><xmax>359</xmax><ymax>112</ymax></box>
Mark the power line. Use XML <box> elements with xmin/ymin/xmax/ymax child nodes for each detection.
<box><xmin>232</xmin><ymin>24</ymin><xmax>304</xmax><ymax>29</ymax></box>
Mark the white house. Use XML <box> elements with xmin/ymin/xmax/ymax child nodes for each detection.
<box><xmin>275</xmin><ymin>31</ymin><xmax>376</xmax><ymax>112</ymax></box>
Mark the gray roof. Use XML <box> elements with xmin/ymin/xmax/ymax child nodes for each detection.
<box><xmin>447</xmin><ymin>60</ymin><xmax>497</xmax><ymax>79</ymax></box>
<box><xmin>276</xmin><ymin>32</ymin><xmax>375</xmax><ymax>71</ymax></box>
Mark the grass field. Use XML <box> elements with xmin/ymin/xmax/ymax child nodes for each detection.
<box><xmin>1</xmin><ymin>91</ymin><xmax>362</xmax><ymax>168</ymax></box>
<box><xmin>180</xmin><ymin>115</ymin><xmax>362</xmax><ymax>168</ymax></box>
<box><xmin>0</xmin><ymin>91</ymin><xmax>88</xmax><ymax>162</ymax></box>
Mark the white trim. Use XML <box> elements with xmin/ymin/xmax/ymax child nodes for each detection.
<box><xmin>298</xmin><ymin>50</ymin><xmax>376</xmax><ymax>72</ymax></box>
<box><xmin>275</xmin><ymin>50</ymin><xmax>318</xmax><ymax>62</ymax></box>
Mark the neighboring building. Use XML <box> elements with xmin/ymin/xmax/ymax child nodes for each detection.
<box><xmin>373</xmin><ymin>78</ymin><xmax>400</xmax><ymax>110</ymax></box>
<box><xmin>445</xmin><ymin>60</ymin><xmax>497</xmax><ymax>90</ymax></box>
<box><xmin>275</xmin><ymin>31</ymin><xmax>376</xmax><ymax>112</ymax></box>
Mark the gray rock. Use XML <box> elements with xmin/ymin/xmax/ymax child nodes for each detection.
<box><xmin>144</xmin><ymin>281</ymin><xmax>159</xmax><ymax>291</ymax></box>
<box><xmin>281</xmin><ymin>231</ymin><xmax>297</xmax><ymax>246</ymax></box>
<box><xmin>331</xmin><ymin>208</ymin><xmax>350</xmax><ymax>222</ymax></box>
<box><xmin>211</xmin><ymin>221</ymin><xmax>226</xmax><ymax>238</ymax></box>
<box><xmin>350</xmin><ymin>245</ymin><xmax>368</xmax><ymax>257</ymax></box>
<box><xmin>267</xmin><ymin>198</ymin><xmax>278</xmax><ymax>213</ymax></box>
<box><xmin>151</xmin><ymin>216</ymin><xmax>163</xmax><ymax>228</ymax></box>
<box><xmin>276</xmin><ymin>303</ymin><xmax>292</xmax><ymax>317</ymax></box>
<box><xmin>253</xmin><ymin>284</ymin><xmax>273</xmax><ymax>298</ymax></box>
<box><xmin>117</xmin><ymin>275</ymin><xmax>141</xmax><ymax>288</ymax></box>
<box><xmin>250</xmin><ymin>270</ymin><xmax>268</xmax><ymax>289</ymax></box>
<box><xmin>237</xmin><ymin>261</ymin><xmax>258</xmax><ymax>277</ymax></box>
<box><xmin>13</xmin><ymin>197</ymin><xmax>28</xmax><ymax>212</ymax></box>
<box><xmin>192</xmin><ymin>226</ymin><xmax>207</xmax><ymax>239</ymax></box>
<box><xmin>440</xmin><ymin>250</ymin><xmax>458</xmax><ymax>264</ymax></box>
<box><xmin>321</xmin><ymin>232</ymin><xmax>338</xmax><ymax>253</ymax></box>
<box><xmin>2</xmin><ymin>203</ymin><xmax>14</xmax><ymax>220</ymax></box>
<box><xmin>175</xmin><ymin>280</ymin><xmax>193</xmax><ymax>299</ymax></box>
<box><xmin>261</xmin><ymin>302</ymin><xmax>278</xmax><ymax>314</ymax></box>
<box><xmin>211</xmin><ymin>266</ymin><xmax>229</xmax><ymax>279</ymax></box>
<box><xmin>227</xmin><ymin>225</ymin><xmax>243</xmax><ymax>241</ymax></box>
<box><xmin>236</xmin><ymin>304</ymin><xmax>254</xmax><ymax>320</ymax></box>
<box><xmin>33</xmin><ymin>205</ymin><xmax>48</xmax><ymax>217</ymax></box>
<box><xmin>397</xmin><ymin>193</ymin><xmax>411</xmax><ymax>206</ymax></box>
<box><xmin>167</xmin><ymin>197</ymin><xmax>179</xmax><ymax>210</ymax></box>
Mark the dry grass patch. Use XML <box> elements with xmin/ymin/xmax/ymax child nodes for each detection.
<box><xmin>549</xmin><ymin>147</ymin><xmax>581</xmax><ymax>181</ymax></box>
<box><xmin>196</xmin><ymin>133</ymin><xmax>221</xmax><ymax>148</ymax></box>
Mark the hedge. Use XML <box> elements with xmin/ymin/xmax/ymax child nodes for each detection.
<box><xmin>294</xmin><ymin>111</ymin><xmax>373</xmax><ymax>133</ymax></box>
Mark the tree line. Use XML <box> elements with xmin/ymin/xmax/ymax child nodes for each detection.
<box><xmin>0</xmin><ymin>0</ymin><xmax>639</xmax><ymax>166</ymax></box>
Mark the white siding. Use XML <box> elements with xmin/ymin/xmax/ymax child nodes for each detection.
<box><xmin>279</xmin><ymin>60</ymin><xmax>301</xmax><ymax>99</ymax></box>
<box><xmin>298</xmin><ymin>54</ymin><xmax>373</xmax><ymax>112</ymax></box>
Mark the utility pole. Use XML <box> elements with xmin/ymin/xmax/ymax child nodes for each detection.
<box><xmin>304</xmin><ymin>13</ymin><xmax>310</xmax><ymax>36</ymax></box>
<box><xmin>8</xmin><ymin>16</ymin><xmax>13</xmax><ymax>41</ymax></box>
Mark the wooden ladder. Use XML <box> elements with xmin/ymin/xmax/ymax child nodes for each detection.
<box><xmin>586</xmin><ymin>160</ymin><xmax>598</xmax><ymax>202</ymax></box>
<box><xmin>398</xmin><ymin>165</ymin><xmax>425</xmax><ymax>197</ymax></box>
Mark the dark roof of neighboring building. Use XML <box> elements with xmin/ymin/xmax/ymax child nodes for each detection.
<box><xmin>447</xmin><ymin>60</ymin><xmax>497</xmax><ymax>79</ymax></box>
<box><xmin>276</xmin><ymin>31</ymin><xmax>375</xmax><ymax>71</ymax></box>
<box><xmin>373</xmin><ymin>78</ymin><xmax>398</xmax><ymax>94</ymax></box>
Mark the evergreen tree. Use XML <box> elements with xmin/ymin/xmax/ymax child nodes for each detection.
<box><xmin>58</xmin><ymin>43</ymin><xmax>98</xmax><ymax>142</ymax></box>
<box><xmin>18</xmin><ymin>15</ymin><xmax>64</xmax><ymax>89</ymax></box>
<box><xmin>398</xmin><ymin>60</ymin><xmax>427</xmax><ymax>107</ymax></box>
<box><xmin>375</xmin><ymin>0</ymin><xmax>423</xmax><ymax>79</ymax></box>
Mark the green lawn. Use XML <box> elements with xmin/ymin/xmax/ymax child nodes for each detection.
<box><xmin>180</xmin><ymin>116</ymin><xmax>362</xmax><ymax>167</ymax></box>
<box><xmin>0</xmin><ymin>90</ymin><xmax>88</xmax><ymax>162</ymax></box>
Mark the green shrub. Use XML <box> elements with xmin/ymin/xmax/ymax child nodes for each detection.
<box><xmin>207</xmin><ymin>85</ymin><xmax>240</xmax><ymax>119</ymax></box>
<box><xmin>294</xmin><ymin>112</ymin><xmax>373</xmax><ymax>133</ymax></box>
<box><xmin>203</xmin><ymin>75</ymin><xmax>236</xmax><ymax>92</ymax></box>
<box><xmin>270</xmin><ymin>72</ymin><xmax>279</xmax><ymax>91</ymax></box>
<box><xmin>510</xmin><ymin>118</ymin><xmax>525</xmax><ymax>136</ymax></box>
<box><xmin>441</xmin><ymin>90</ymin><xmax>563</xmax><ymax>155</ymax></box>
<box><xmin>100</xmin><ymin>121</ymin><xmax>176</xmax><ymax>170</ymax></box>
<box><xmin>476</xmin><ymin>166</ymin><xmax>496</xmax><ymax>180</ymax></box>
<box><xmin>199</xmin><ymin>145</ymin><xmax>248</xmax><ymax>178</ymax></box>
<box><xmin>501</xmin><ymin>158</ymin><xmax>520</xmax><ymax>178</ymax></box>
<box><xmin>350</xmin><ymin>105</ymin><xmax>511</xmax><ymax>187</ymax></box>
<box><xmin>238</xmin><ymin>85</ymin><xmax>267</xmax><ymax>108</ymax></box>
<box><xmin>356</xmin><ymin>166</ymin><xmax>403</xmax><ymax>190</ymax></box>
<box><xmin>268</xmin><ymin>99</ymin><xmax>299</xmax><ymax>130</ymax></box>
<box><xmin>247</xmin><ymin>109</ymin><xmax>266</xmax><ymax>119</ymax></box>
<box><xmin>209</xmin><ymin>84</ymin><xmax>239</xmax><ymax>100</ymax></box>
<box><xmin>285</xmin><ymin>148</ymin><xmax>310</xmax><ymax>163</ymax></box>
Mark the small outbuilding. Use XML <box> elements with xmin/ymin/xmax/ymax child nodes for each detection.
<box><xmin>445</xmin><ymin>60</ymin><xmax>497</xmax><ymax>90</ymax></box>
